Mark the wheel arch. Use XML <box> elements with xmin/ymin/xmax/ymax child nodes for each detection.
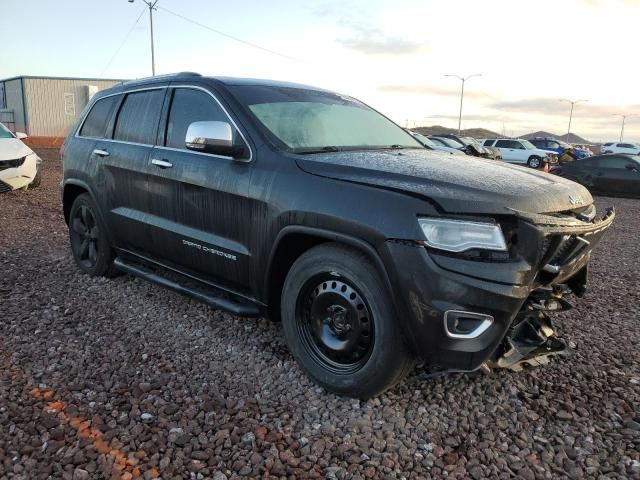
<box><xmin>264</xmin><ymin>226</ymin><xmax>393</xmax><ymax>322</ymax></box>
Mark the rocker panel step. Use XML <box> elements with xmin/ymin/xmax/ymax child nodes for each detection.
<box><xmin>113</xmin><ymin>257</ymin><xmax>261</xmax><ymax>317</ymax></box>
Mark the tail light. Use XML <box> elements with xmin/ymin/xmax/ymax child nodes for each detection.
<box><xmin>59</xmin><ymin>142</ymin><xmax>65</xmax><ymax>158</ymax></box>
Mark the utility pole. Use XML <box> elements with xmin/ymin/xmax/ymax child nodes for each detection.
<box><xmin>128</xmin><ymin>0</ymin><xmax>159</xmax><ymax>76</ymax></box>
<box><xmin>444</xmin><ymin>74</ymin><xmax>482</xmax><ymax>134</ymax></box>
<box><xmin>612</xmin><ymin>114</ymin><xmax>639</xmax><ymax>141</ymax></box>
<box><xmin>560</xmin><ymin>99</ymin><xmax>588</xmax><ymax>143</ymax></box>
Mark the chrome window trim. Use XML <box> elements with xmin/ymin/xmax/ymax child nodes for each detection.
<box><xmin>74</xmin><ymin>84</ymin><xmax>253</xmax><ymax>163</ymax></box>
<box><xmin>75</xmin><ymin>86</ymin><xmax>166</xmax><ymax>139</ymax></box>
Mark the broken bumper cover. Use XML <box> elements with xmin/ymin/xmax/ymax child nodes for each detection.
<box><xmin>382</xmin><ymin>207</ymin><xmax>615</xmax><ymax>371</ymax></box>
<box><xmin>0</xmin><ymin>153</ymin><xmax>38</xmax><ymax>191</ymax></box>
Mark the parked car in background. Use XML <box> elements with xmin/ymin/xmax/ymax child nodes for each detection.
<box><xmin>600</xmin><ymin>142</ymin><xmax>640</xmax><ymax>155</ymax></box>
<box><xmin>61</xmin><ymin>72</ymin><xmax>614</xmax><ymax>398</ymax></box>
<box><xmin>440</xmin><ymin>134</ymin><xmax>498</xmax><ymax>159</ymax></box>
<box><xmin>550</xmin><ymin>154</ymin><xmax>640</xmax><ymax>197</ymax></box>
<box><xmin>528</xmin><ymin>137</ymin><xmax>591</xmax><ymax>159</ymax></box>
<box><xmin>411</xmin><ymin>132</ymin><xmax>467</xmax><ymax>156</ymax></box>
<box><xmin>482</xmin><ymin>138</ymin><xmax>556</xmax><ymax>168</ymax></box>
<box><xmin>0</xmin><ymin>122</ymin><xmax>41</xmax><ymax>192</ymax></box>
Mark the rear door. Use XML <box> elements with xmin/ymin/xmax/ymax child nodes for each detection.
<box><xmin>98</xmin><ymin>87</ymin><xmax>167</xmax><ymax>253</ymax></box>
<box><xmin>144</xmin><ymin>85</ymin><xmax>255</xmax><ymax>291</ymax></box>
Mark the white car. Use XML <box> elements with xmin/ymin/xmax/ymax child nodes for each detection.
<box><xmin>601</xmin><ymin>141</ymin><xmax>640</xmax><ymax>155</ymax></box>
<box><xmin>482</xmin><ymin>138</ymin><xmax>555</xmax><ymax>168</ymax></box>
<box><xmin>411</xmin><ymin>133</ymin><xmax>467</xmax><ymax>156</ymax></box>
<box><xmin>0</xmin><ymin>123</ymin><xmax>41</xmax><ymax>192</ymax></box>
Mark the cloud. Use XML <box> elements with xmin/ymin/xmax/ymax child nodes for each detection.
<box><xmin>337</xmin><ymin>23</ymin><xmax>426</xmax><ymax>55</ymax></box>
<box><xmin>378</xmin><ymin>84</ymin><xmax>489</xmax><ymax>100</ymax></box>
<box><xmin>489</xmin><ymin>98</ymin><xmax>640</xmax><ymax>119</ymax></box>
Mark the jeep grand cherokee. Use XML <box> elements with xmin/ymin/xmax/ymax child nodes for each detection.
<box><xmin>61</xmin><ymin>72</ymin><xmax>614</xmax><ymax>398</ymax></box>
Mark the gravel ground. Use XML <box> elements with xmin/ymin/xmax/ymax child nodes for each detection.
<box><xmin>0</xmin><ymin>150</ymin><xmax>638</xmax><ymax>480</ymax></box>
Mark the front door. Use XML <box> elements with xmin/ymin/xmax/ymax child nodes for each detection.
<box><xmin>593</xmin><ymin>156</ymin><xmax>639</xmax><ymax>195</ymax></box>
<box><xmin>144</xmin><ymin>86</ymin><xmax>255</xmax><ymax>291</ymax></box>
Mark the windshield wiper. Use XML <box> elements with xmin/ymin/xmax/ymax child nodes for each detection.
<box><xmin>294</xmin><ymin>146</ymin><xmax>343</xmax><ymax>154</ymax></box>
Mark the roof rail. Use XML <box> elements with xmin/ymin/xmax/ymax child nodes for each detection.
<box><xmin>118</xmin><ymin>71</ymin><xmax>202</xmax><ymax>86</ymax></box>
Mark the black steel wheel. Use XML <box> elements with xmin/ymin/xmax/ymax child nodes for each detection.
<box><xmin>281</xmin><ymin>243</ymin><xmax>414</xmax><ymax>398</ymax></box>
<box><xmin>68</xmin><ymin>193</ymin><xmax>118</xmax><ymax>277</ymax></box>
<box><xmin>70</xmin><ymin>204</ymin><xmax>100</xmax><ymax>269</ymax></box>
<box><xmin>297</xmin><ymin>276</ymin><xmax>374</xmax><ymax>375</ymax></box>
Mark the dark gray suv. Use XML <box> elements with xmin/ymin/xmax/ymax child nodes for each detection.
<box><xmin>61</xmin><ymin>72</ymin><xmax>614</xmax><ymax>398</ymax></box>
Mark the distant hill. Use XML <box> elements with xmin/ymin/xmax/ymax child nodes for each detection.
<box><xmin>413</xmin><ymin>126</ymin><xmax>597</xmax><ymax>144</ymax></box>
<box><xmin>412</xmin><ymin>125</ymin><xmax>501</xmax><ymax>139</ymax></box>
<box><xmin>520</xmin><ymin>131</ymin><xmax>594</xmax><ymax>144</ymax></box>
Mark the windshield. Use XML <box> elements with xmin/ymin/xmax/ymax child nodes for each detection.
<box><xmin>0</xmin><ymin>123</ymin><xmax>15</xmax><ymax>139</ymax></box>
<box><xmin>520</xmin><ymin>140</ymin><xmax>537</xmax><ymax>150</ymax></box>
<box><xmin>228</xmin><ymin>85</ymin><xmax>422</xmax><ymax>153</ymax></box>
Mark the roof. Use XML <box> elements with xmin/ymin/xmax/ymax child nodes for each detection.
<box><xmin>115</xmin><ymin>72</ymin><xmax>326</xmax><ymax>91</ymax></box>
<box><xmin>0</xmin><ymin>75</ymin><xmax>125</xmax><ymax>83</ymax></box>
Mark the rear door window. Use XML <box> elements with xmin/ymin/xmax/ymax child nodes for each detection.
<box><xmin>113</xmin><ymin>89</ymin><xmax>164</xmax><ymax>145</ymax></box>
<box><xmin>599</xmin><ymin>156</ymin><xmax>635</xmax><ymax>169</ymax></box>
<box><xmin>165</xmin><ymin>88</ymin><xmax>229</xmax><ymax>150</ymax></box>
<box><xmin>495</xmin><ymin>140</ymin><xmax>519</xmax><ymax>148</ymax></box>
<box><xmin>79</xmin><ymin>96</ymin><xmax>118</xmax><ymax>138</ymax></box>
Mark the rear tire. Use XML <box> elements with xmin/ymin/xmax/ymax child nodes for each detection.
<box><xmin>281</xmin><ymin>243</ymin><xmax>414</xmax><ymax>398</ymax></box>
<box><xmin>68</xmin><ymin>193</ymin><xmax>119</xmax><ymax>277</ymax></box>
<box><xmin>527</xmin><ymin>156</ymin><xmax>542</xmax><ymax>169</ymax></box>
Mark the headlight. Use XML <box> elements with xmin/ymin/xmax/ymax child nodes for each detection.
<box><xmin>418</xmin><ymin>218</ymin><xmax>507</xmax><ymax>253</ymax></box>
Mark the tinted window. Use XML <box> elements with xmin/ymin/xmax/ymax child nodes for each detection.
<box><xmin>483</xmin><ymin>140</ymin><xmax>494</xmax><ymax>146</ymax></box>
<box><xmin>79</xmin><ymin>96</ymin><xmax>118</xmax><ymax>138</ymax></box>
<box><xmin>599</xmin><ymin>156</ymin><xmax>635</xmax><ymax>169</ymax></box>
<box><xmin>166</xmin><ymin>89</ymin><xmax>229</xmax><ymax>149</ymax></box>
<box><xmin>603</xmin><ymin>142</ymin><xmax>613</xmax><ymax>146</ymax></box>
<box><xmin>529</xmin><ymin>139</ymin><xmax>542</xmax><ymax>147</ymax></box>
<box><xmin>495</xmin><ymin>139</ymin><xmax>520</xmax><ymax>148</ymax></box>
<box><xmin>618</xmin><ymin>143</ymin><xmax>636</xmax><ymax>149</ymax></box>
<box><xmin>113</xmin><ymin>89</ymin><xmax>164</xmax><ymax>144</ymax></box>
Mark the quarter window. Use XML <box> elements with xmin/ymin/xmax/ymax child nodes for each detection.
<box><xmin>165</xmin><ymin>89</ymin><xmax>229</xmax><ymax>150</ymax></box>
<box><xmin>79</xmin><ymin>96</ymin><xmax>118</xmax><ymax>138</ymax></box>
<box><xmin>113</xmin><ymin>89</ymin><xmax>164</xmax><ymax>144</ymax></box>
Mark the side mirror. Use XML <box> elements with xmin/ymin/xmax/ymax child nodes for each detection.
<box><xmin>625</xmin><ymin>164</ymin><xmax>638</xmax><ymax>172</ymax></box>
<box><xmin>185</xmin><ymin>121</ymin><xmax>247</xmax><ymax>159</ymax></box>
<box><xmin>15</xmin><ymin>132</ymin><xmax>28</xmax><ymax>139</ymax></box>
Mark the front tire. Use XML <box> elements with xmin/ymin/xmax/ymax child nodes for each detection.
<box><xmin>68</xmin><ymin>193</ymin><xmax>118</xmax><ymax>277</ymax></box>
<box><xmin>29</xmin><ymin>168</ymin><xmax>42</xmax><ymax>188</ymax></box>
<box><xmin>527</xmin><ymin>156</ymin><xmax>542</xmax><ymax>169</ymax></box>
<box><xmin>281</xmin><ymin>243</ymin><xmax>414</xmax><ymax>398</ymax></box>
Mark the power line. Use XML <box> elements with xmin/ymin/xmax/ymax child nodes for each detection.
<box><xmin>157</xmin><ymin>6</ymin><xmax>307</xmax><ymax>64</ymax></box>
<box><xmin>99</xmin><ymin>6</ymin><xmax>147</xmax><ymax>77</ymax></box>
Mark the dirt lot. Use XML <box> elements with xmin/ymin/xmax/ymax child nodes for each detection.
<box><xmin>1</xmin><ymin>150</ymin><xmax>639</xmax><ymax>480</ymax></box>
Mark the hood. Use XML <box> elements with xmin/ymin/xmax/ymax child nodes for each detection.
<box><xmin>0</xmin><ymin>138</ymin><xmax>34</xmax><ymax>161</ymax></box>
<box><xmin>295</xmin><ymin>149</ymin><xmax>593</xmax><ymax>215</ymax></box>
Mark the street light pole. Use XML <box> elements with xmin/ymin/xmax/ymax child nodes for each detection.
<box><xmin>560</xmin><ymin>99</ymin><xmax>588</xmax><ymax>143</ymax></box>
<box><xmin>445</xmin><ymin>74</ymin><xmax>482</xmax><ymax>135</ymax></box>
<box><xmin>128</xmin><ymin>0</ymin><xmax>159</xmax><ymax>76</ymax></box>
<box><xmin>612</xmin><ymin>114</ymin><xmax>639</xmax><ymax>141</ymax></box>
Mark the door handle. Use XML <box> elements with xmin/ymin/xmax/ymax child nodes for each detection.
<box><xmin>92</xmin><ymin>149</ymin><xmax>109</xmax><ymax>157</ymax></box>
<box><xmin>151</xmin><ymin>159</ymin><xmax>173</xmax><ymax>169</ymax></box>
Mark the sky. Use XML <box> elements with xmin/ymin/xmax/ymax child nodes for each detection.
<box><xmin>2</xmin><ymin>0</ymin><xmax>640</xmax><ymax>142</ymax></box>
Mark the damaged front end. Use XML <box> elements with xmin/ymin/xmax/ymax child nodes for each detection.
<box><xmin>485</xmin><ymin>206</ymin><xmax>615</xmax><ymax>372</ymax></box>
